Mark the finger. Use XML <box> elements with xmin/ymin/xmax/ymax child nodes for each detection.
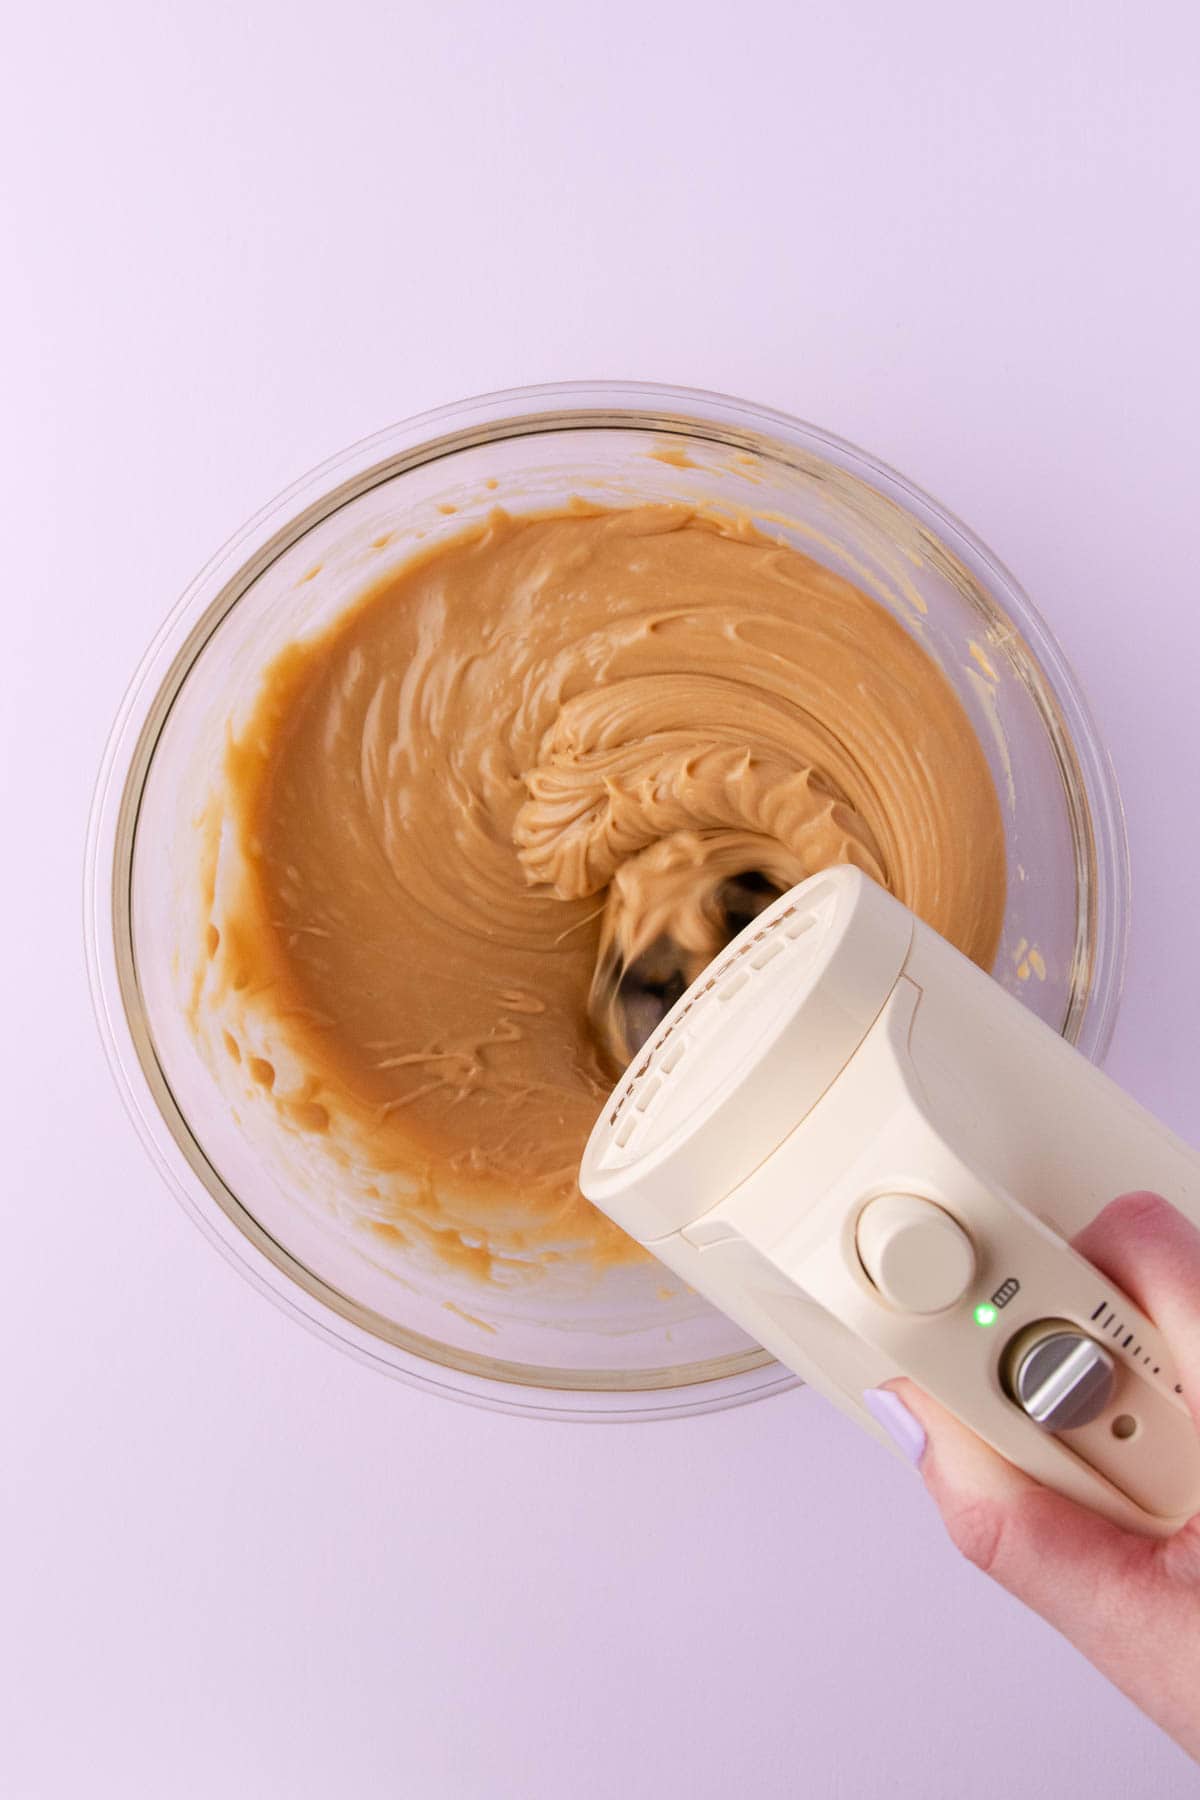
<box><xmin>886</xmin><ymin>1375</ymin><xmax>1200</xmax><ymax>1755</ymax></box>
<box><xmin>886</xmin><ymin>1377</ymin><xmax>1159</xmax><ymax>1649</ymax></box>
<box><xmin>1072</xmin><ymin>1191</ymin><xmax>1200</xmax><ymax>1429</ymax></box>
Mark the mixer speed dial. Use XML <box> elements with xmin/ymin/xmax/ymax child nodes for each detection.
<box><xmin>1006</xmin><ymin>1324</ymin><xmax>1117</xmax><ymax>1432</ymax></box>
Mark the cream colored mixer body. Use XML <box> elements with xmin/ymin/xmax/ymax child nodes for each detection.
<box><xmin>581</xmin><ymin>868</ymin><xmax>1200</xmax><ymax>1536</ymax></box>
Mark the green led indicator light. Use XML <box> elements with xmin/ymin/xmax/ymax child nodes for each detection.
<box><xmin>974</xmin><ymin>1303</ymin><xmax>998</xmax><ymax>1327</ymax></box>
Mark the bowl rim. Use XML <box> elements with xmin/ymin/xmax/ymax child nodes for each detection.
<box><xmin>83</xmin><ymin>378</ymin><xmax>1130</xmax><ymax>1420</ymax></box>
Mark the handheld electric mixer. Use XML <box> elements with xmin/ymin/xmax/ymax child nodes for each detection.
<box><xmin>580</xmin><ymin>867</ymin><xmax>1200</xmax><ymax>1535</ymax></box>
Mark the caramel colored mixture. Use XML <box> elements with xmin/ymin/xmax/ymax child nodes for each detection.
<box><xmin>207</xmin><ymin>504</ymin><xmax>1004</xmax><ymax>1276</ymax></box>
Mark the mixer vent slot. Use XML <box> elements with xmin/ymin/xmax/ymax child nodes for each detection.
<box><xmin>602</xmin><ymin>896</ymin><xmax>825</xmax><ymax>1157</ymax></box>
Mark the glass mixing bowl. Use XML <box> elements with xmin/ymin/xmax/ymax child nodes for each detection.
<box><xmin>85</xmin><ymin>381</ymin><xmax>1129</xmax><ymax>1419</ymax></box>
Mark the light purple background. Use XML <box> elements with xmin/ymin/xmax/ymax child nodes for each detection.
<box><xmin>5</xmin><ymin>4</ymin><xmax>1200</xmax><ymax>1796</ymax></box>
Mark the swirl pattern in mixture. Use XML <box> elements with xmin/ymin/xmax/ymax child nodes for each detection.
<box><xmin>202</xmin><ymin>504</ymin><xmax>1004</xmax><ymax>1276</ymax></box>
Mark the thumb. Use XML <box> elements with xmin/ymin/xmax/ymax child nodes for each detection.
<box><xmin>1072</xmin><ymin>1191</ymin><xmax>1200</xmax><ymax>1433</ymax></box>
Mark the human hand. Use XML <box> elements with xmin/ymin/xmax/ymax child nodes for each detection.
<box><xmin>866</xmin><ymin>1192</ymin><xmax>1200</xmax><ymax>1761</ymax></box>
